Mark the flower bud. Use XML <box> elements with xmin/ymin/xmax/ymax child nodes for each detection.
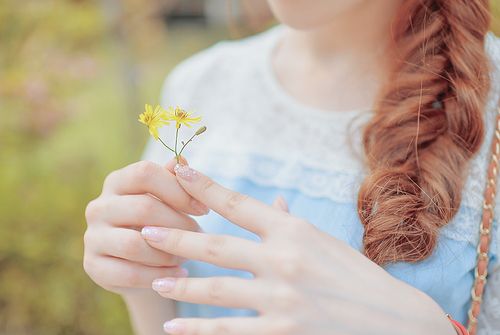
<box><xmin>195</xmin><ymin>126</ymin><xmax>207</xmax><ymax>136</ymax></box>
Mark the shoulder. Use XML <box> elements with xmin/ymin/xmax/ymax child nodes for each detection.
<box><xmin>159</xmin><ymin>26</ymin><xmax>282</xmax><ymax>107</ymax></box>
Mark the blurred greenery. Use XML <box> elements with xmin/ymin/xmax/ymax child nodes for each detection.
<box><xmin>0</xmin><ymin>1</ymin><xmax>499</xmax><ymax>334</ymax></box>
<box><xmin>0</xmin><ymin>0</ymin><xmax>231</xmax><ymax>334</ymax></box>
<box><xmin>494</xmin><ymin>0</ymin><xmax>500</xmax><ymax>33</ymax></box>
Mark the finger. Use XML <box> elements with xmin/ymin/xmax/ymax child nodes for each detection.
<box><xmin>173</xmin><ymin>164</ymin><xmax>286</xmax><ymax>236</ymax></box>
<box><xmin>165</xmin><ymin>156</ymin><xmax>187</xmax><ymax>174</ymax></box>
<box><xmin>88</xmin><ymin>227</ymin><xmax>179</xmax><ymax>267</ymax></box>
<box><xmin>84</xmin><ymin>256</ymin><xmax>187</xmax><ymax>289</ymax></box>
<box><xmin>141</xmin><ymin>227</ymin><xmax>262</xmax><ymax>272</ymax></box>
<box><xmin>152</xmin><ymin>277</ymin><xmax>263</xmax><ymax>310</ymax></box>
<box><xmin>102</xmin><ymin>161</ymin><xmax>209</xmax><ymax>216</ymax></box>
<box><xmin>272</xmin><ymin>195</ymin><xmax>289</xmax><ymax>212</ymax></box>
<box><xmin>162</xmin><ymin>317</ymin><xmax>282</xmax><ymax>335</ymax></box>
<box><xmin>90</xmin><ymin>194</ymin><xmax>200</xmax><ymax>231</ymax></box>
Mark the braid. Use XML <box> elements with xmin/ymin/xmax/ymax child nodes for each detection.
<box><xmin>358</xmin><ymin>0</ymin><xmax>491</xmax><ymax>265</ymax></box>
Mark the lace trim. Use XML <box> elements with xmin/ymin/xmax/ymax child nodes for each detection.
<box><xmin>151</xmin><ymin>29</ymin><xmax>500</xmax><ymax>254</ymax></box>
<box><xmin>187</xmin><ymin>148</ymin><xmax>499</xmax><ymax>252</ymax></box>
<box><xmin>189</xmin><ymin>150</ymin><xmax>363</xmax><ymax>203</ymax></box>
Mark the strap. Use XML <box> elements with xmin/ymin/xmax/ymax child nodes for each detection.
<box><xmin>466</xmin><ymin>105</ymin><xmax>500</xmax><ymax>335</ymax></box>
<box><xmin>448</xmin><ymin>314</ymin><xmax>469</xmax><ymax>335</ymax></box>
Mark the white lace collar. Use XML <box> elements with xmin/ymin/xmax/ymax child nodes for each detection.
<box><xmin>152</xmin><ymin>27</ymin><xmax>500</xmax><ymax>246</ymax></box>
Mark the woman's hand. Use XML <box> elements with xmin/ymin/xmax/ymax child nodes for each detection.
<box><xmin>141</xmin><ymin>164</ymin><xmax>457</xmax><ymax>335</ymax></box>
<box><xmin>83</xmin><ymin>159</ymin><xmax>208</xmax><ymax>296</ymax></box>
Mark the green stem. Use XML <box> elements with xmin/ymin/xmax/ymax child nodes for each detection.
<box><xmin>178</xmin><ymin>132</ymin><xmax>197</xmax><ymax>157</ymax></box>
<box><xmin>174</xmin><ymin>126</ymin><xmax>180</xmax><ymax>163</ymax></box>
<box><xmin>158</xmin><ymin>137</ymin><xmax>175</xmax><ymax>153</ymax></box>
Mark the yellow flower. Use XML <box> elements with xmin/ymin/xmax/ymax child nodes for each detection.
<box><xmin>169</xmin><ymin>106</ymin><xmax>202</xmax><ymax>129</ymax></box>
<box><xmin>138</xmin><ymin>104</ymin><xmax>170</xmax><ymax>140</ymax></box>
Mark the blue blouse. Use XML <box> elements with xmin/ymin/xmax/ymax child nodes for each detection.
<box><xmin>142</xmin><ymin>26</ymin><xmax>500</xmax><ymax>327</ymax></box>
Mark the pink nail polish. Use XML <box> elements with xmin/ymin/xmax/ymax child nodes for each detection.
<box><xmin>141</xmin><ymin>226</ymin><xmax>168</xmax><ymax>242</ymax></box>
<box><xmin>164</xmin><ymin>320</ymin><xmax>184</xmax><ymax>334</ymax></box>
<box><xmin>152</xmin><ymin>278</ymin><xmax>176</xmax><ymax>292</ymax></box>
<box><xmin>174</xmin><ymin>164</ymin><xmax>199</xmax><ymax>181</ymax></box>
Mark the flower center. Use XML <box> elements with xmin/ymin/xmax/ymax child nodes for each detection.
<box><xmin>176</xmin><ymin>110</ymin><xmax>187</xmax><ymax>118</ymax></box>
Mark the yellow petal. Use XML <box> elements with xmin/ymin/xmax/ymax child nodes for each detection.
<box><xmin>149</xmin><ymin>126</ymin><xmax>159</xmax><ymax>140</ymax></box>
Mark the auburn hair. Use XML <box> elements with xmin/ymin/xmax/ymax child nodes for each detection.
<box><xmin>358</xmin><ymin>0</ymin><xmax>492</xmax><ymax>265</ymax></box>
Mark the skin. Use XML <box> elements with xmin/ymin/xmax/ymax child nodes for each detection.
<box><xmin>138</xmin><ymin>165</ymin><xmax>457</xmax><ymax>335</ymax></box>
<box><xmin>83</xmin><ymin>158</ymin><xmax>286</xmax><ymax>335</ymax></box>
<box><xmin>269</xmin><ymin>0</ymin><xmax>401</xmax><ymax>112</ymax></box>
<box><xmin>84</xmin><ymin>158</ymin><xmax>200</xmax><ymax>335</ymax></box>
<box><xmin>84</xmin><ymin>1</ymin><xmax>459</xmax><ymax>334</ymax></box>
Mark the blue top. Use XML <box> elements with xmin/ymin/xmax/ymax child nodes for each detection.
<box><xmin>142</xmin><ymin>26</ymin><xmax>500</xmax><ymax>326</ymax></box>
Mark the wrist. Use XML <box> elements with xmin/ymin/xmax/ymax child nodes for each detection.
<box><xmin>381</xmin><ymin>278</ymin><xmax>458</xmax><ymax>335</ymax></box>
<box><xmin>122</xmin><ymin>289</ymin><xmax>175</xmax><ymax>335</ymax></box>
<box><xmin>411</xmin><ymin>288</ymin><xmax>458</xmax><ymax>335</ymax></box>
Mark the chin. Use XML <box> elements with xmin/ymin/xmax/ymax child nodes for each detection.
<box><xmin>266</xmin><ymin>0</ymin><xmax>371</xmax><ymax>30</ymax></box>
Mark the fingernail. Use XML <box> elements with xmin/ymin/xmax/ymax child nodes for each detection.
<box><xmin>152</xmin><ymin>278</ymin><xmax>176</xmax><ymax>292</ymax></box>
<box><xmin>174</xmin><ymin>164</ymin><xmax>199</xmax><ymax>182</ymax></box>
<box><xmin>141</xmin><ymin>226</ymin><xmax>168</xmax><ymax>242</ymax></box>
<box><xmin>191</xmin><ymin>199</ymin><xmax>209</xmax><ymax>215</ymax></box>
<box><xmin>164</xmin><ymin>320</ymin><xmax>184</xmax><ymax>334</ymax></box>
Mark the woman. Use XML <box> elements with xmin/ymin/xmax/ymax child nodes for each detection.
<box><xmin>83</xmin><ymin>1</ymin><xmax>500</xmax><ymax>334</ymax></box>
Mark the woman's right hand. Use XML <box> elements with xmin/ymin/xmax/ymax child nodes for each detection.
<box><xmin>83</xmin><ymin>158</ymin><xmax>208</xmax><ymax>296</ymax></box>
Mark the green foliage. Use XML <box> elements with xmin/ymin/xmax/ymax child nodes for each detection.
<box><xmin>0</xmin><ymin>1</ymin><xmax>227</xmax><ymax>334</ymax></box>
<box><xmin>493</xmin><ymin>0</ymin><xmax>500</xmax><ymax>34</ymax></box>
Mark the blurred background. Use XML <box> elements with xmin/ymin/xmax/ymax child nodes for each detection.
<box><xmin>0</xmin><ymin>1</ymin><xmax>499</xmax><ymax>334</ymax></box>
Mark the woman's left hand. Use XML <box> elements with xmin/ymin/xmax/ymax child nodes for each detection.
<box><xmin>141</xmin><ymin>165</ymin><xmax>457</xmax><ymax>335</ymax></box>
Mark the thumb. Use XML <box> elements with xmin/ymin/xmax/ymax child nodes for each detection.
<box><xmin>272</xmin><ymin>195</ymin><xmax>289</xmax><ymax>213</ymax></box>
<box><xmin>165</xmin><ymin>156</ymin><xmax>188</xmax><ymax>174</ymax></box>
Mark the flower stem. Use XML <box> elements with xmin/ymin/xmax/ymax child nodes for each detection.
<box><xmin>158</xmin><ymin>137</ymin><xmax>175</xmax><ymax>153</ymax></box>
<box><xmin>178</xmin><ymin>132</ymin><xmax>197</xmax><ymax>157</ymax></box>
<box><xmin>174</xmin><ymin>126</ymin><xmax>180</xmax><ymax>163</ymax></box>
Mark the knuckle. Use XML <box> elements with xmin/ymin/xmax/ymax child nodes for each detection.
<box><xmin>205</xmin><ymin>235</ymin><xmax>226</xmax><ymax>261</ymax></box>
<box><xmin>103</xmin><ymin>170</ymin><xmax>119</xmax><ymax>189</ymax></box>
<box><xmin>173</xmin><ymin>277</ymin><xmax>188</xmax><ymax>297</ymax></box>
<box><xmin>102</xmin><ymin>169</ymin><xmax>123</xmax><ymax>190</ymax></box>
<box><xmin>224</xmin><ymin>192</ymin><xmax>248</xmax><ymax>212</ymax></box>
<box><xmin>287</xmin><ymin>218</ymin><xmax>315</xmax><ymax>238</ymax></box>
<box><xmin>82</xmin><ymin>255</ymin><xmax>100</xmax><ymax>283</ymax></box>
<box><xmin>132</xmin><ymin>161</ymin><xmax>157</xmax><ymax>181</ymax></box>
<box><xmin>290</xmin><ymin>217</ymin><xmax>309</xmax><ymax>231</ymax></box>
<box><xmin>201</xmin><ymin>177</ymin><xmax>215</xmax><ymax>193</ymax></box>
<box><xmin>124</xmin><ymin>268</ymin><xmax>142</xmax><ymax>287</ymax></box>
<box><xmin>82</xmin><ymin>254</ymin><xmax>93</xmax><ymax>276</ymax></box>
<box><xmin>85</xmin><ymin>198</ymin><xmax>103</xmax><ymax>222</ymax></box>
<box><xmin>293</xmin><ymin>218</ymin><xmax>310</xmax><ymax>229</ymax></box>
<box><xmin>271</xmin><ymin>285</ymin><xmax>301</xmax><ymax>311</ymax></box>
<box><xmin>207</xmin><ymin>278</ymin><xmax>224</xmax><ymax>303</ymax></box>
<box><xmin>270</xmin><ymin>249</ymin><xmax>303</xmax><ymax>278</ymax></box>
<box><xmin>166</xmin><ymin>229</ymin><xmax>184</xmax><ymax>251</ymax></box>
<box><xmin>120</xmin><ymin>234</ymin><xmax>142</xmax><ymax>258</ymax></box>
<box><xmin>136</xmin><ymin>197</ymin><xmax>155</xmax><ymax>218</ymax></box>
<box><xmin>83</xmin><ymin>229</ymin><xmax>94</xmax><ymax>249</ymax></box>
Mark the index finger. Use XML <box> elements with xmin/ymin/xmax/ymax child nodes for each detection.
<box><xmin>173</xmin><ymin>164</ymin><xmax>286</xmax><ymax>236</ymax></box>
<box><xmin>102</xmin><ymin>159</ymin><xmax>209</xmax><ymax>216</ymax></box>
